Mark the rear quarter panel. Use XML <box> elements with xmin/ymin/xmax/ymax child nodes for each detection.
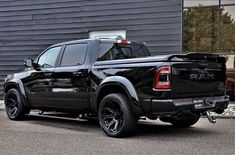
<box><xmin>91</xmin><ymin>60</ymin><xmax>170</xmax><ymax>111</ymax></box>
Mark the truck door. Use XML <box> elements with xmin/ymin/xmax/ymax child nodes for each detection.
<box><xmin>53</xmin><ymin>43</ymin><xmax>90</xmax><ymax>109</ymax></box>
<box><xmin>24</xmin><ymin>46</ymin><xmax>62</xmax><ymax>107</ymax></box>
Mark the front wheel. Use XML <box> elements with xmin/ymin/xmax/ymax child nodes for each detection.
<box><xmin>5</xmin><ymin>88</ymin><xmax>28</xmax><ymax>120</ymax></box>
<box><xmin>98</xmin><ymin>93</ymin><xmax>137</xmax><ymax>137</ymax></box>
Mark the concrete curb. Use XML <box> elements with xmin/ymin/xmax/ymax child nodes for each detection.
<box><xmin>202</xmin><ymin>114</ymin><xmax>235</xmax><ymax>119</ymax></box>
<box><xmin>0</xmin><ymin>100</ymin><xmax>4</xmax><ymax>110</ymax></box>
<box><xmin>212</xmin><ymin>115</ymin><xmax>235</xmax><ymax>119</ymax></box>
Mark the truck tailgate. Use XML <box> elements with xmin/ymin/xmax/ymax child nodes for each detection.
<box><xmin>169</xmin><ymin>54</ymin><xmax>226</xmax><ymax>97</ymax></box>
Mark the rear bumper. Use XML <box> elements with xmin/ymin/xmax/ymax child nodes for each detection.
<box><xmin>149</xmin><ymin>95</ymin><xmax>229</xmax><ymax>115</ymax></box>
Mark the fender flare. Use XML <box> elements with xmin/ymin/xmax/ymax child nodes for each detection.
<box><xmin>94</xmin><ymin>76</ymin><xmax>141</xmax><ymax>113</ymax></box>
<box><xmin>4</xmin><ymin>79</ymin><xmax>28</xmax><ymax>106</ymax></box>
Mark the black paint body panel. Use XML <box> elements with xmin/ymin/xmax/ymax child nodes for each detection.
<box><xmin>4</xmin><ymin>39</ymin><xmax>228</xmax><ymax>116</ymax></box>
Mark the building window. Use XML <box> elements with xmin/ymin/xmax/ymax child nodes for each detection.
<box><xmin>183</xmin><ymin>7</ymin><xmax>219</xmax><ymax>53</ymax></box>
<box><xmin>184</xmin><ymin>0</ymin><xmax>219</xmax><ymax>7</ymax></box>
<box><xmin>221</xmin><ymin>5</ymin><xmax>235</xmax><ymax>52</ymax></box>
<box><xmin>184</xmin><ymin>0</ymin><xmax>235</xmax><ymax>54</ymax></box>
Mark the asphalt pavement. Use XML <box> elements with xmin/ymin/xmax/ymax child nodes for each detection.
<box><xmin>0</xmin><ymin>111</ymin><xmax>234</xmax><ymax>155</ymax></box>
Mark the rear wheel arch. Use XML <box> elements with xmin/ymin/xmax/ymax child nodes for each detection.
<box><xmin>96</xmin><ymin>83</ymin><xmax>132</xmax><ymax>112</ymax></box>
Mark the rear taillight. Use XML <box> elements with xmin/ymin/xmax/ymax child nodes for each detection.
<box><xmin>154</xmin><ymin>67</ymin><xmax>172</xmax><ymax>89</ymax></box>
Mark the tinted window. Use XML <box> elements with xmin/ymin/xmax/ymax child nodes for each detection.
<box><xmin>97</xmin><ymin>43</ymin><xmax>151</xmax><ymax>61</ymax></box>
<box><xmin>61</xmin><ymin>44</ymin><xmax>87</xmax><ymax>66</ymax></box>
<box><xmin>38</xmin><ymin>46</ymin><xmax>61</xmax><ymax>68</ymax></box>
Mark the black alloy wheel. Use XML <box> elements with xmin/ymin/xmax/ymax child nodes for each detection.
<box><xmin>101</xmin><ymin>102</ymin><xmax>124</xmax><ymax>134</ymax></box>
<box><xmin>5</xmin><ymin>88</ymin><xmax>26</xmax><ymax>120</ymax></box>
<box><xmin>98</xmin><ymin>93</ymin><xmax>137</xmax><ymax>137</ymax></box>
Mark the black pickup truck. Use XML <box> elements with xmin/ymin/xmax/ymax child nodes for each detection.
<box><xmin>4</xmin><ymin>39</ymin><xmax>229</xmax><ymax>137</ymax></box>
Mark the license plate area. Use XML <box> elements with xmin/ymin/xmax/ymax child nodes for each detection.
<box><xmin>194</xmin><ymin>98</ymin><xmax>215</xmax><ymax>109</ymax></box>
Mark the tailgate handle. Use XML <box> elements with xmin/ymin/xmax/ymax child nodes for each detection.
<box><xmin>198</xmin><ymin>63</ymin><xmax>208</xmax><ymax>69</ymax></box>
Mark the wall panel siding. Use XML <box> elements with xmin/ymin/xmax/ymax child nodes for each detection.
<box><xmin>0</xmin><ymin>0</ymin><xmax>182</xmax><ymax>98</ymax></box>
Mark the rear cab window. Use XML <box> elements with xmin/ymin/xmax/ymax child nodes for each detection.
<box><xmin>97</xmin><ymin>42</ymin><xmax>151</xmax><ymax>61</ymax></box>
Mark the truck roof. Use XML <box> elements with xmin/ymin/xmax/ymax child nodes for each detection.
<box><xmin>49</xmin><ymin>38</ymin><xmax>144</xmax><ymax>48</ymax></box>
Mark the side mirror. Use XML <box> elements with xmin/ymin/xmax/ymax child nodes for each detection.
<box><xmin>24</xmin><ymin>58</ymin><xmax>33</xmax><ymax>67</ymax></box>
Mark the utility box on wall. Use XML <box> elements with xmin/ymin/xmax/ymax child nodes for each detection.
<box><xmin>89</xmin><ymin>30</ymin><xmax>126</xmax><ymax>40</ymax></box>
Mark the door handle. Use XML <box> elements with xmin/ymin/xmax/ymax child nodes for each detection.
<box><xmin>73</xmin><ymin>71</ymin><xmax>83</xmax><ymax>76</ymax></box>
<box><xmin>45</xmin><ymin>73</ymin><xmax>53</xmax><ymax>77</ymax></box>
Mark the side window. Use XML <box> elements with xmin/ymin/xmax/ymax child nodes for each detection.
<box><xmin>97</xmin><ymin>43</ymin><xmax>113</xmax><ymax>61</ymax></box>
<box><xmin>97</xmin><ymin>43</ymin><xmax>150</xmax><ymax>61</ymax></box>
<box><xmin>37</xmin><ymin>46</ymin><xmax>61</xmax><ymax>68</ymax></box>
<box><xmin>61</xmin><ymin>44</ymin><xmax>88</xmax><ymax>66</ymax></box>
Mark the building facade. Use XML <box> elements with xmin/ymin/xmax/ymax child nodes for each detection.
<box><xmin>0</xmin><ymin>0</ymin><xmax>183</xmax><ymax>98</ymax></box>
<box><xmin>0</xmin><ymin>0</ymin><xmax>235</xmax><ymax>99</ymax></box>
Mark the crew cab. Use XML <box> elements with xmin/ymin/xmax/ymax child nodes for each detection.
<box><xmin>4</xmin><ymin>39</ymin><xmax>229</xmax><ymax>137</ymax></box>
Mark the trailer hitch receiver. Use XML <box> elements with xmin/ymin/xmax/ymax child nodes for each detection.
<box><xmin>204</xmin><ymin>111</ymin><xmax>216</xmax><ymax>124</ymax></box>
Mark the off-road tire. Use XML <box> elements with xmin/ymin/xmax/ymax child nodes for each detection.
<box><xmin>5</xmin><ymin>88</ymin><xmax>28</xmax><ymax>120</ymax></box>
<box><xmin>98</xmin><ymin>93</ymin><xmax>137</xmax><ymax>137</ymax></box>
